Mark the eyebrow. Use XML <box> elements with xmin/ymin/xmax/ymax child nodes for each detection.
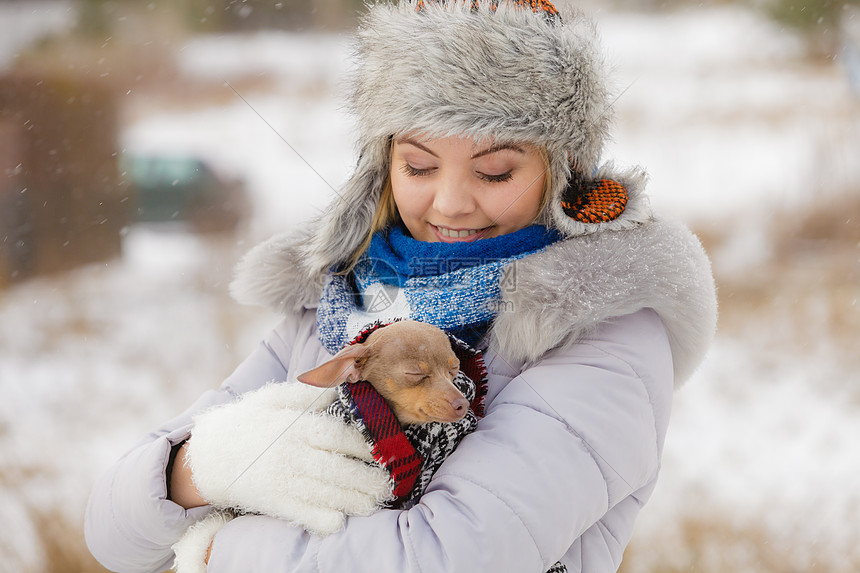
<box><xmin>396</xmin><ymin>138</ymin><xmax>525</xmax><ymax>159</ymax></box>
<box><xmin>471</xmin><ymin>143</ymin><xmax>525</xmax><ymax>159</ymax></box>
<box><xmin>398</xmin><ymin>138</ymin><xmax>438</xmax><ymax>157</ymax></box>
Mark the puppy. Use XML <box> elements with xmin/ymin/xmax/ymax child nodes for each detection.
<box><xmin>298</xmin><ymin>320</ymin><xmax>469</xmax><ymax>425</ymax></box>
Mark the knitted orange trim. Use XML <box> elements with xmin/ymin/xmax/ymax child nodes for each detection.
<box><xmin>561</xmin><ymin>179</ymin><xmax>628</xmax><ymax>224</ymax></box>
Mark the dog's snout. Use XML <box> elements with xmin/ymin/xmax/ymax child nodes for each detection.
<box><xmin>445</xmin><ymin>396</ymin><xmax>469</xmax><ymax>422</ymax></box>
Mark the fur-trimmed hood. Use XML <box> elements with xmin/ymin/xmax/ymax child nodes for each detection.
<box><xmin>229</xmin><ymin>0</ymin><xmax>717</xmax><ymax>386</ymax></box>
<box><xmin>231</xmin><ymin>214</ymin><xmax>717</xmax><ymax>387</ymax></box>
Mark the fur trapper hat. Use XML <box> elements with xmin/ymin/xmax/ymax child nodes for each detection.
<box><xmin>298</xmin><ymin>0</ymin><xmax>652</xmax><ymax>277</ymax></box>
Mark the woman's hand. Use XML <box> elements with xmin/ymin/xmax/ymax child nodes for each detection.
<box><xmin>169</xmin><ymin>441</ymin><xmax>207</xmax><ymax>509</ymax></box>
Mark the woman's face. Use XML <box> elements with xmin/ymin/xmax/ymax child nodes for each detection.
<box><xmin>390</xmin><ymin>134</ymin><xmax>547</xmax><ymax>243</ymax></box>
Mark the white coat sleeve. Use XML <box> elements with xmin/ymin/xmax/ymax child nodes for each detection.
<box><xmin>204</xmin><ymin>308</ymin><xmax>675</xmax><ymax>573</ymax></box>
<box><xmin>84</xmin><ymin>316</ymin><xmax>301</xmax><ymax>573</ymax></box>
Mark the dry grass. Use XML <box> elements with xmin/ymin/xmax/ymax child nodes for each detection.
<box><xmin>0</xmin><ymin>232</ymin><xmax>257</xmax><ymax>573</ymax></box>
<box><xmin>697</xmin><ymin>189</ymin><xmax>860</xmax><ymax>355</ymax></box>
<box><xmin>0</xmin><ymin>463</ymin><xmax>108</xmax><ymax>573</ymax></box>
<box><xmin>621</xmin><ymin>511</ymin><xmax>860</xmax><ymax>573</ymax></box>
<box><xmin>28</xmin><ymin>507</ymin><xmax>111</xmax><ymax>573</ymax></box>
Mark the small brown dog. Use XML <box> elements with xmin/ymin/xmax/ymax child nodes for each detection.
<box><xmin>298</xmin><ymin>320</ymin><xmax>469</xmax><ymax>425</ymax></box>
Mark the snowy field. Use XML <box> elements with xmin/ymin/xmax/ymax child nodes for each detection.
<box><xmin>1</xmin><ymin>3</ymin><xmax>859</xmax><ymax>572</ymax></box>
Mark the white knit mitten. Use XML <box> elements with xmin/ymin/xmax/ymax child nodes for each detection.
<box><xmin>184</xmin><ymin>381</ymin><xmax>393</xmax><ymax>536</ymax></box>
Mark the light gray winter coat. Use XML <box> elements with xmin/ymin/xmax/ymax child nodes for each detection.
<box><xmin>86</xmin><ymin>2</ymin><xmax>717</xmax><ymax>569</ymax></box>
<box><xmin>85</xmin><ymin>214</ymin><xmax>716</xmax><ymax>573</ymax></box>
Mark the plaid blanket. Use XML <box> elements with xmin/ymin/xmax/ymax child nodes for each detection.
<box><xmin>325</xmin><ymin>326</ymin><xmax>487</xmax><ymax>508</ymax></box>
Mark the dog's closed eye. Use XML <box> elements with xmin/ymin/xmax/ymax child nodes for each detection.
<box><xmin>403</xmin><ymin>372</ymin><xmax>429</xmax><ymax>386</ymax></box>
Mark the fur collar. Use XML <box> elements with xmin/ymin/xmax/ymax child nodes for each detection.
<box><xmin>230</xmin><ymin>218</ymin><xmax>716</xmax><ymax>387</ymax></box>
<box><xmin>492</xmin><ymin>217</ymin><xmax>716</xmax><ymax>386</ymax></box>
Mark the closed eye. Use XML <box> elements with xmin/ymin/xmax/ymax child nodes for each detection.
<box><xmin>476</xmin><ymin>170</ymin><xmax>513</xmax><ymax>183</ymax></box>
<box><xmin>401</xmin><ymin>163</ymin><xmax>434</xmax><ymax>177</ymax></box>
<box><xmin>405</xmin><ymin>372</ymin><xmax>430</xmax><ymax>385</ymax></box>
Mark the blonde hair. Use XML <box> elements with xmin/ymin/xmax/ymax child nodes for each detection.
<box><xmin>342</xmin><ymin>142</ymin><xmax>552</xmax><ymax>272</ymax></box>
<box><xmin>534</xmin><ymin>146</ymin><xmax>552</xmax><ymax>218</ymax></box>
<box><xmin>340</xmin><ymin>176</ymin><xmax>399</xmax><ymax>273</ymax></box>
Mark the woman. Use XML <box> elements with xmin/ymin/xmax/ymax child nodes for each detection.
<box><xmin>85</xmin><ymin>1</ymin><xmax>717</xmax><ymax>571</ymax></box>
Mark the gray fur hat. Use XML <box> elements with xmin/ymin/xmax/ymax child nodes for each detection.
<box><xmin>300</xmin><ymin>0</ymin><xmax>652</xmax><ymax>276</ymax></box>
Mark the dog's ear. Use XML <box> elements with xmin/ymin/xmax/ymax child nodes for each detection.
<box><xmin>297</xmin><ymin>344</ymin><xmax>369</xmax><ymax>388</ymax></box>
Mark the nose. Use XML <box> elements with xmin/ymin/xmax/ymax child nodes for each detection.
<box><xmin>450</xmin><ymin>396</ymin><xmax>469</xmax><ymax>418</ymax></box>
<box><xmin>433</xmin><ymin>172</ymin><xmax>475</xmax><ymax>219</ymax></box>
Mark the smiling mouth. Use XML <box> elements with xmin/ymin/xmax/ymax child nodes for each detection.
<box><xmin>433</xmin><ymin>225</ymin><xmax>488</xmax><ymax>240</ymax></box>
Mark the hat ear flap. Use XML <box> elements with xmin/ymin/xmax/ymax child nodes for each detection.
<box><xmin>304</xmin><ymin>138</ymin><xmax>391</xmax><ymax>274</ymax></box>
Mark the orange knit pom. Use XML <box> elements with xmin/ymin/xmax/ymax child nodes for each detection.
<box><xmin>560</xmin><ymin>179</ymin><xmax>628</xmax><ymax>224</ymax></box>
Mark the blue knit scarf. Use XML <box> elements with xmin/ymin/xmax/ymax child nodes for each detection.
<box><xmin>316</xmin><ymin>224</ymin><xmax>562</xmax><ymax>354</ymax></box>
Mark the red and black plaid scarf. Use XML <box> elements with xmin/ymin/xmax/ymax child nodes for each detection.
<box><xmin>325</xmin><ymin>322</ymin><xmax>487</xmax><ymax>507</ymax></box>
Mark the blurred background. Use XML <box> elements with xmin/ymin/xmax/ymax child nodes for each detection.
<box><xmin>0</xmin><ymin>0</ymin><xmax>858</xmax><ymax>571</ymax></box>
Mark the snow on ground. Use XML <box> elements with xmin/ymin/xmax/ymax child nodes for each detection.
<box><xmin>1</xmin><ymin>4</ymin><xmax>858</xmax><ymax>571</ymax></box>
<box><xmin>0</xmin><ymin>229</ymin><xmax>279</xmax><ymax>570</ymax></box>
